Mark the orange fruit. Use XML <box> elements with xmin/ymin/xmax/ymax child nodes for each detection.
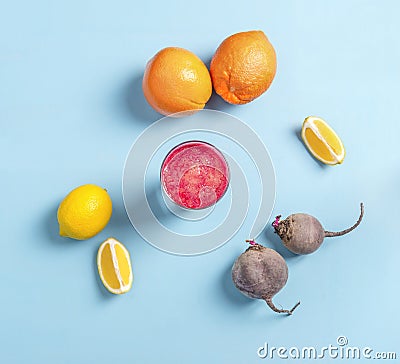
<box><xmin>210</xmin><ymin>30</ymin><xmax>277</xmax><ymax>105</ymax></box>
<box><xmin>142</xmin><ymin>47</ymin><xmax>212</xmax><ymax>116</ymax></box>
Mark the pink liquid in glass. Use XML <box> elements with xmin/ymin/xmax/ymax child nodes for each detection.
<box><xmin>161</xmin><ymin>141</ymin><xmax>230</xmax><ymax>209</ymax></box>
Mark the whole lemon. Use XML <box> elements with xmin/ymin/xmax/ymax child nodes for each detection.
<box><xmin>57</xmin><ymin>184</ymin><xmax>112</xmax><ymax>240</ymax></box>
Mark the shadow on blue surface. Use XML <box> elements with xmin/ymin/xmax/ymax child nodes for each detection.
<box><xmin>107</xmin><ymin>196</ymin><xmax>136</xmax><ymax>235</ymax></box>
<box><xmin>264</xmin><ymin>225</ymin><xmax>300</xmax><ymax>260</ymax></box>
<box><xmin>124</xmin><ymin>71</ymin><xmax>160</xmax><ymax>124</ymax></box>
<box><xmin>145</xmin><ymin>185</ymin><xmax>174</xmax><ymax>222</ymax></box>
<box><xmin>44</xmin><ymin>203</ymin><xmax>82</xmax><ymax>246</ymax></box>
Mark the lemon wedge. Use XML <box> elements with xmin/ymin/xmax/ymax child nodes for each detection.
<box><xmin>97</xmin><ymin>238</ymin><xmax>133</xmax><ymax>294</ymax></box>
<box><xmin>301</xmin><ymin>116</ymin><xmax>345</xmax><ymax>165</ymax></box>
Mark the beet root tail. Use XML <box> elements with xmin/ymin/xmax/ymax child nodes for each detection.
<box><xmin>325</xmin><ymin>203</ymin><xmax>364</xmax><ymax>238</ymax></box>
<box><xmin>264</xmin><ymin>297</ymin><xmax>300</xmax><ymax>315</ymax></box>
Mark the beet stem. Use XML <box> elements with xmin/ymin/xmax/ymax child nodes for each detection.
<box><xmin>245</xmin><ymin>239</ymin><xmax>256</xmax><ymax>246</ymax></box>
<box><xmin>324</xmin><ymin>203</ymin><xmax>364</xmax><ymax>238</ymax></box>
<box><xmin>264</xmin><ymin>297</ymin><xmax>301</xmax><ymax>315</ymax></box>
<box><xmin>272</xmin><ymin>215</ymin><xmax>281</xmax><ymax>229</ymax></box>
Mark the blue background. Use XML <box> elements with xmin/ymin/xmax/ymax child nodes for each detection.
<box><xmin>1</xmin><ymin>1</ymin><xmax>399</xmax><ymax>363</ymax></box>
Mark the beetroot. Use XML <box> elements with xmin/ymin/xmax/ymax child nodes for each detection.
<box><xmin>231</xmin><ymin>241</ymin><xmax>300</xmax><ymax>315</ymax></box>
<box><xmin>273</xmin><ymin>203</ymin><xmax>364</xmax><ymax>255</ymax></box>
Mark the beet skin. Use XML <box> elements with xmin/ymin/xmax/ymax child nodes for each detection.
<box><xmin>232</xmin><ymin>242</ymin><xmax>300</xmax><ymax>315</ymax></box>
<box><xmin>273</xmin><ymin>203</ymin><xmax>364</xmax><ymax>255</ymax></box>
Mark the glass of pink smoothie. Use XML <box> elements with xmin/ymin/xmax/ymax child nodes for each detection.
<box><xmin>160</xmin><ymin>141</ymin><xmax>230</xmax><ymax>210</ymax></box>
